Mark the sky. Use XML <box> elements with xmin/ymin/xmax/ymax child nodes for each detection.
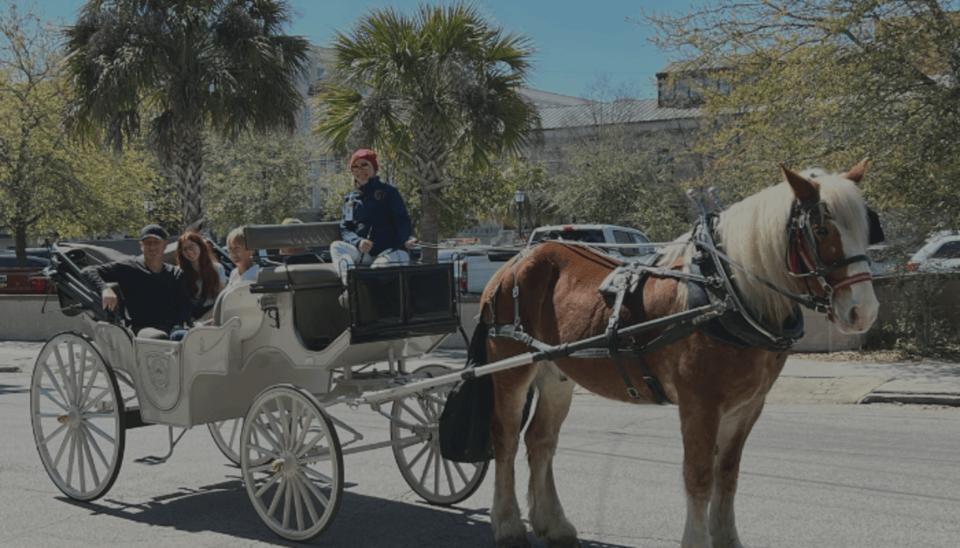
<box><xmin>37</xmin><ymin>0</ymin><xmax>692</xmax><ymax>100</ymax></box>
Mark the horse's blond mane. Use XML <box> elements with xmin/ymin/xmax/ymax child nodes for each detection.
<box><xmin>660</xmin><ymin>169</ymin><xmax>870</xmax><ymax>324</ymax></box>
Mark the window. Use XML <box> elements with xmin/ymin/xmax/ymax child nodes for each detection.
<box><xmin>613</xmin><ymin>230</ymin><xmax>638</xmax><ymax>256</ymax></box>
<box><xmin>931</xmin><ymin>240</ymin><xmax>960</xmax><ymax>259</ymax></box>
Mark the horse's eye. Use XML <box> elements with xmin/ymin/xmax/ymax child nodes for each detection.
<box><xmin>816</xmin><ymin>226</ymin><xmax>829</xmax><ymax>237</ymax></box>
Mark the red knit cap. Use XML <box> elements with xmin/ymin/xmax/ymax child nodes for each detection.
<box><xmin>349</xmin><ymin>149</ymin><xmax>379</xmax><ymax>172</ymax></box>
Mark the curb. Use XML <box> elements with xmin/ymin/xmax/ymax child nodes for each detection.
<box><xmin>858</xmin><ymin>392</ymin><xmax>960</xmax><ymax>406</ymax></box>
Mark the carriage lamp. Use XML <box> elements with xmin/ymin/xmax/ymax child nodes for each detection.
<box><xmin>513</xmin><ymin>190</ymin><xmax>526</xmax><ymax>242</ymax></box>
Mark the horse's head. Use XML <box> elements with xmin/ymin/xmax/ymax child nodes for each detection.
<box><xmin>781</xmin><ymin>158</ymin><xmax>880</xmax><ymax>334</ymax></box>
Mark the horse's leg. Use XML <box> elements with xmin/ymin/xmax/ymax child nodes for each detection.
<box><xmin>491</xmin><ymin>362</ymin><xmax>538</xmax><ymax>548</ymax></box>
<box><xmin>709</xmin><ymin>400</ymin><xmax>764</xmax><ymax>548</ymax></box>
<box><xmin>679</xmin><ymin>402</ymin><xmax>721</xmax><ymax>548</ymax></box>
<box><xmin>526</xmin><ymin>361</ymin><xmax>579</xmax><ymax>548</ymax></box>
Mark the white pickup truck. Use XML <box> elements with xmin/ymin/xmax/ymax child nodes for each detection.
<box><xmin>456</xmin><ymin>224</ymin><xmax>656</xmax><ymax>295</ymax></box>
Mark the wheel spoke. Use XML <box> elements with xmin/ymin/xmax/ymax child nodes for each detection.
<box><xmin>66</xmin><ymin>428</ymin><xmax>77</xmax><ymax>487</ymax></box>
<box><xmin>80</xmin><ymin>387</ymin><xmax>112</xmax><ymax>415</ymax></box>
<box><xmin>37</xmin><ymin>386</ymin><xmax>69</xmax><ymax>412</ymax></box>
<box><xmin>282</xmin><ymin>478</ymin><xmax>293</xmax><ymax>530</ymax></box>
<box><xmin>442</xmin><ymin>451</ymin><xmax>456</xmax><ymax>494</ymax></box>
<box><xmin>406</xmin><ymin>438</ymin><xmax>431</xmax><ymax>469</ymax></box>
<box><xmin>82</xmin><ymin>418</ymin><xmax>116</xmax><ymax>445</ymax></box>
<box><xmin>52</xmin><ymin>426</ymin><xmax>71</xmax><ymax>468</ymax></box>
<box><xmin>291</xmin><ymin>477</ymin><xmax>304</xmax><ymax>532</ymax></box>
<box><xmin>41</xmin><ymin>422</ymin><xmax>68</xmax><ymax>446</ymax></box>
<box><xmin>254</xmin><ymin>471</ymin><xmax>282</xmax><ymax>498</ymax></box>
<box><xmin>252</xmin><ymin>416</ymin><xmax>284</xmax><ymax>454</ymax></box>
<box><xmin>40</xmin><ymin>360</ymin><xmax>69</xmax><ymax>408</ymax></box>
<box><xmin>78</xmin><ymin>426</ymin><xmax>100</xmax><ymax>488</ymax></box>
<box><xmin>397</xmin><ymin>399</ymin><xmax>428</xmax><ymax>425</ymax></box>
<box><xmin>294</xmin><ymin>474</ymin><xmax>320</xmax><ymax>523</ymax></box>
<box><xmin>267</xmin><ymin>478</ymin><xmax>286</xmax><ymax>519</ymax></box>
<box><xmin>293</xmin><ymin>404</ymin><xmax>313</xmax><ymax>453</ymax></box>
<box><xmin>299</xmin><ymin>471</ymin><xmax>331</xmax><ymax>507</ymax></box>
<box><xmin>80</xmin><ymin>421</ymin><xmax>111</xmax><ymax>469</ymax></box>
<box><xmin>301</xmin><ymin>466</ymin><xmax>334</xmax><ymax>486</ymax></box>
<box><xmin>78</xmin><ymin>359</ymin><xmax>101</xmax><ymax>409</ymax></box>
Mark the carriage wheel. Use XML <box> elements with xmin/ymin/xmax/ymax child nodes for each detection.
<box><xmin>390</xmin><ymin>365</ymin><xmax>489</xmax><ymax>505</ymax></box>
<box><xmin>208</xmin><ymin>419</ymin><xmax>242</xmax><ymax>465</ymax></box>
<box><xmin>241</xmin><ymin>385</ymin><xmax>344</xmax><ymax>541</ymax></box>
<box><xmin>30</xmin><ymin>332</ymin><xmax>125</xmax><ymax>501</ymax></box>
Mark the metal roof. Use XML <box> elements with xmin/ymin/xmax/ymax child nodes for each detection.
<box><xmin>537</xmin><ymin>99</ymin><xmax>701</xmax><ymax>130</ymax></box>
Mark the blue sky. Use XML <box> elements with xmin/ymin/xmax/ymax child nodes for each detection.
<box><xmin>38</xmin><ymin>0</ymin><xmax>690</xmax><ymax>99</ymax></box>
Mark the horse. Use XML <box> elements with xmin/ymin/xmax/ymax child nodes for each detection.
<box><xmin>477</xmin><ymin>160</ymin><xmax>880</xmax><ymax>548</ymax></box>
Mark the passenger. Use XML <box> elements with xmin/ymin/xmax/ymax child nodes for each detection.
<box><xmin>84</xmin><ymin>224</ymin><xmax>192</xmax><ymax>340</ymax></box>
<box><xmin>279</xmin><ymin>217</ymin><xmax>322</xmax><ymax>265</ymax></box>
<box><xmin>175</xmin><ymin>231</ymin><xmax>226</xmax><ymax>321</ymax></box>
<box><xmin>330</xmin><ymin>148</ymin><xmax>418</xmax><ymax>293</ymax></box>
<box><xmin>226</xmin><ymin>227</ymin><xmax>260</xmax><ymax>286</ymax></box>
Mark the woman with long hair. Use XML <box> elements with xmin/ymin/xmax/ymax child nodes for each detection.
<box><xmin>176</xmin><ymin>231</ymin><xmax>226</xmax><ymax>321</ymax></box>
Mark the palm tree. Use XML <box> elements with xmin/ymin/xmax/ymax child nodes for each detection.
<box><xmin>316</xmin><ymin>2</ymin><xmax>539</xmax><ymax>263</ymax></box>
<box><xmin>62</xmin><ymin>0</ymin><xmax>309</xmax><ymax>231</ymax></box>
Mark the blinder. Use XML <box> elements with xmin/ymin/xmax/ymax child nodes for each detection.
<box><xmin>867</xmin><ymin>208</ymin><xmax>884</xmax><ymax>245</ymax></box>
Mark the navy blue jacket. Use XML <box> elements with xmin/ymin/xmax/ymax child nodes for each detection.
<box><xmin>339</xmin><ymin>176</ymin><xmax>414</xmax><ymax>256</ymax></box>
<box><xmin>84</xmin><ymin>258</ymin><xmax>193</xmax><ymax>334</ymax></box>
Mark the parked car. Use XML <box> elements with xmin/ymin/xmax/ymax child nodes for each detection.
<box><xmin>0</xmin><ymin>253</ymin><xmax>56</xmax><ymax>295</ymax></box>
<box><xmin>906</xmin><ymin>233</ymin><xmax>960</xmax><ymax>273</ymax></box>
<box><xmin>452</xmin><ymin>224</ymin><xmax>658</xmax><ymax>296</ymax></box>
<box><xmin>868</xmin><ymin>244</ymin><xmax>897</xmax><ymax>277</ymax></box>
<box><xmin>527</xmin><ymin>224</ymin><xmax>656</xmax><ymax>259</ymax></box>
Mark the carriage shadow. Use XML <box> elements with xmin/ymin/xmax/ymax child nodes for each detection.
<box><xmin>58</xmin><ymin>474</ymin><xmax>637</xmax><ymax>547</ymax></box>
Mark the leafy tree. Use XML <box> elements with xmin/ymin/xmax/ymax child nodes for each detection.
<box><xmin>0</xmin><ymin>3</ymin><xmax>154</xmax><ymax>263</ymax></box>
<box><xmin>639</xmin><ymin>0</ymin><xmax>960</xmax><ymax>240</ymax></box>
<box><xmin>204</xmin><ymin>130</ymin><xmax>313</xmax><ymax>235</ymax></box>
<box><xmin>548</xmin><ymin>125</ymin><xmax>688</xmax><ymax>241</ymax></box>
<box><xmin>315</xmin><ymin>2</ymin><xmax>539</xmax><ymax>261</ymax></box>
<box><xmin>62</xmin><ymin>0</ymin><xmax>310</xmax><ymax>231</ymax></box>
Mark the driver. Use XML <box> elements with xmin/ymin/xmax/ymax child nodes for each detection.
<box><xmin>84</xmin><ymin>224</ymin><xmax>193</xmax><ymax>339</ymax></box>
<box><xmin>329</xmin><ymin>148</ymin><xmax>418</xmax><ymax>301</ymax></box>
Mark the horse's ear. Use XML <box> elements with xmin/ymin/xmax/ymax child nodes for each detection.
<box><xmin>781</xmin><ymin>163</ymin><xmax>819</xmax><ymax>203</ymax></box>
<box><xmin>844</xmin><ymin>157</ymin><xmax>870</xmax><ymax>185</ymax></box>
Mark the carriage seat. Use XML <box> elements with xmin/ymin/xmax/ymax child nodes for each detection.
<box><xmin>255</xmin><ymin>263</ymin><xmax>342</xmax><ymax>289</ymax></box>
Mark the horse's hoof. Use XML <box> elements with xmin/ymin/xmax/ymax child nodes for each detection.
<box><xmin>496</xmin><ymin>538</ymin><xmax>532</xmax><ymax>548</ymax></box>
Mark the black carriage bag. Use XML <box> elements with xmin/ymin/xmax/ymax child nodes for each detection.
<box><xmin>439</xmin><ymin>322</ymin><xmax>495</xmax><ymax>463</ymax></box>
<box><xmin>439</xmin><ymin>321</ymin><xmax>535</xmax><ymax>463</ymax></box>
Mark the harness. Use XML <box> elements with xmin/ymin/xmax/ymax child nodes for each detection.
<box><xmin>485</xmin><ymin>191</ymin><xmax>883</xmax><ymax>405</ymax></box>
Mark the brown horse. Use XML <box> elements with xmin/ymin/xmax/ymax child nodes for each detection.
<box><xmin>479</xmin><ymin>161</ymin><xmax>879</xmax><ymax>548</ymax></box>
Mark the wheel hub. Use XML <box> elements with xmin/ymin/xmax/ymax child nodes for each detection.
<box><xmin>271</xmin><ymin>451</ymin><xmax>300</xmax><ymax>477</ymax></box>
<box><xmin>58</xmin><ymin>407</ymin><xmax>81</xmax><ymax>428</ymax></box>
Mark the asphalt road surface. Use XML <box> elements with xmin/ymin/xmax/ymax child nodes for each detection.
<box><xmin>2</xmin><ymin>363</ymin><xmax>959</xmax><ymax>548</ymax></box>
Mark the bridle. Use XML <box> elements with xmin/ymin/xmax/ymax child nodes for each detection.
<box><xmin>785</xmin><ymin>197</ymin><xmax>877</xmax><ymax>314</ymax></box>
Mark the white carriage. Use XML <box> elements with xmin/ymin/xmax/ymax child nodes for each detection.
<box><xmin>29</xmin><ymin>222</ymin><xmax>489</xmax><ymax>541</ymax></box>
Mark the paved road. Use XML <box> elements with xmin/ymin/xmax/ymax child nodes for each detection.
<box><xmin>3</xmin><ymin>346</ymin><xmax>960</xmax><ymax>548</ymax></box>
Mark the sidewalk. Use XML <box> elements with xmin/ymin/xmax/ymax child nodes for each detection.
<box><xmin>4</xmin><ymin>341</ymin><xmax>960</xmax><ymax>406</ymax></box>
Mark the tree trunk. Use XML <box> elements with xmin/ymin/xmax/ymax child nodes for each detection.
<box><xmin>420</xmin><ymin>189</ymin><xmax>440</xmax><ymax>263</ymax></box>
<box><xmin>164</xmin><ymin>119</ymin><xmax>206</xmax><ymax>232</ymax></box>
<box><xmin>407</xmin><ymin>124</ymin><xmax>447</xmax><ymax>264</ymax></box>
<box><xmin>14</xmin><ymin>223</ymin><xmax>27</xmax><ymax>267</ymax></box>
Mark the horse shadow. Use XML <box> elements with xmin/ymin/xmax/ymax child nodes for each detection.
<box><xmin>57</xmin><ymin>471</ymin><xmax>636</xmax><ymax>548</ymax></box>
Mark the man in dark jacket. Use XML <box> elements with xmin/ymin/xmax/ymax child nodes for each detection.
<box><xmin>84</xmin><ymin>224</ymin><xmax>193</xmax><ymax>339</ymax></box>
<box><xmin>330</xmin><ymin>148</ymin><xmax>418</xmax><ymax>285</ymax></box>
